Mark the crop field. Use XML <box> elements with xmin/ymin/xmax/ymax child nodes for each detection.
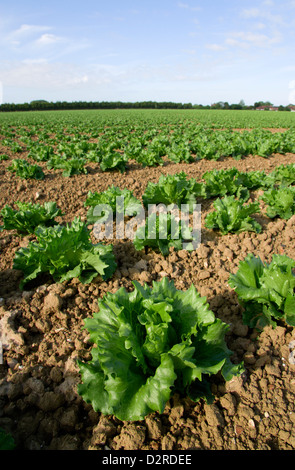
<box><xmin>0</xmin><ymin>108</ymin><xmax>295</xmax><ymax>451</ymax></box>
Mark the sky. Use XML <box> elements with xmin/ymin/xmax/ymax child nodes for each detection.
<box><xmin>1</xmin><ymin>0</ymin><xmax>295</xmax><ymax>105</ymax></box>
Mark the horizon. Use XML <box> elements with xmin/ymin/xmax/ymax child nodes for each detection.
<box><xmin>1</xmin><ymin>0</ymin><xmax>295</xmax><ymax>106</ymax></box>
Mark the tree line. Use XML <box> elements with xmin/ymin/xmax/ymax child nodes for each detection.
<box><xmin>0</xmin><ymin>99</ymin><xmax>293</xmax><ymax>112</ymax></box>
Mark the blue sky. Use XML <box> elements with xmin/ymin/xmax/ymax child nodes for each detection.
<box><xmin>1</xmin><ymin>0</ymin><xmax>295</xmax><ymax>105</ymax></box>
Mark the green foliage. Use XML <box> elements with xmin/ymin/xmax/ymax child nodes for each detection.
<box><xmin>0</xmin><ymin>428</ymin><xmax>15</xmax><ymax>450</ymax></box>
<box><xmin>8</xmin><ymin>159</ymin><xmax>45</xmax><ymax>180</ymax></box>
<box><xmin>168</xmin><ymin>143</ymin><xmax>194</xmax><ymax>163</ymax></box>
<box><xmin>135</xmin><ymin>149</ymin><xmax>164</xmax><ymax>167</ymax></box>
<box><xmin>205</xmin><ymin>195</ymin><xmax>261</xmax><ymax>234</ymax></box>
<box><xmin>0</xmin><ymin>201</ymin><xmax>63</xmax><ymax>234</ymax></box>
<box><xmin>13</xmin><ymin>218</ymin><xmax>117</xmax><ymax>288</ymax></box>
<box><xmin>28</xmin><ymin>145</ymin><xmax>54</xmax><ymax>162</ymax></box>
<box><xmin>100</xmin><ymin>151</ymin><xmax>127</xmax><ymax>173</ymax></box>
<box><xmin>85</xmin><ymin>185</ymin><xmax>142</xmax><ymax>224</ymax></box>
<box><xmin>270</xmin><ymin>163</ymin><xmax>295</xmax><ymax>185</ymax></box>
<box><xmin>261</xmin><ymin>186</ymin><xmax>295</xmax><ymax>220</ymax></box>
<box><xmin>133</xmin><ymin>212</ymin><xmax>196</xmax><ymax>256</ymax></box>
<box><xmin>78</xmin><ymin>277</ymin><xmax>244</xmax><ymax>421</ymax></box>
<box><xmin>47</xmin><ymin>155</ymin><xmax>87</xmax><ymax>176</ymax></box>
<box><xmin>228</xmin><ymin>254</ymin><xmax>295</xmax><ymax>329</ymax></box>
<box><xmin>202</xmin><ymin>168</ymin><xmax>250</xmax><ymax>199</ymax></box>
<box><xmin>142</xmin><ymin>172</ymin><xmax>205</xmax><ymax>211</ymax></box>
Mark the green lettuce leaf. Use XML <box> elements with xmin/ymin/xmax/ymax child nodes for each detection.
<box><xmin>13</xmin><ymin>217</ymin><xmax>117</xmax><ymax>288</ymax></box>
<box><xmin>205</xmin><ymin>195</ymin><xmax>261</xmax><ymax>234</ymax></box>
<box><xmin>261</xmin><ymin>186</ymin><xmax>295</xmax><ymax>220</ymax></box>
<box><xmin>133</xmin><ymin>211</ymin><xmax>197</xmax><ymax>256</ymax></box>
<box><xmin>85</xmin><ymin>185</ymin><xmax>142</xmax><ymax>224</ymax></box>
<box><xmin>142</xmin><ymin>172</ymin><xmax>205</xmax><ymax>212</ymax></box>
<box><xmin>78</xmin><ymin>277</ymin><xmax>244</xmax><ymax>421</ymax></box>
<box><xmin>229</xmin><ymin>253</ymin><xmax>295</xmax><ymax>328</ymax></box>
<box><xmin>8</xmin><ymin>158</ymin><xmax>44</xmax><ymax>180</ymax></box>
<box><xmin>0</xmin><ymin>201</ymin><xmax>63</xmax><ymax>234</ymax></box>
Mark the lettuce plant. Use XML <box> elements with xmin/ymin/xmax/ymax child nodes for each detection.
<box><xmin>8</xmin><ymin>159</ymin><xmax>45</xmax><ymax>180</ymax></box>
<box><xmin>13</xmin><ymin>217</ymin><xmax>117</xmax><ymax>288</ymax></box>
<box><xmin>205</xmin><ymin>195</ymin><xmax>261</xmax><ymax>234</ymax></box>
<box><xmin>133</xmin><ymin>212</ymin><xmax>196</xmax><ymax>256</ymax></box>
<box><xmin>202</xmin><ymin>168</ymin><xmax>249</xmax><ymax>200</ymax></box>
<box><xmin>270</xmin><ymin>163</ymin><xmax>295</xmax><ymax>186</ymax></box>
<box><xmin>229</xmin><ymin>253</ymin><xmax>295</xmax><ymax>329</ymax></box>
<box><xmin>0</xmin><ymin>201</ymin><xmax>63</xmax><ymax>234</ymax></box>
<box><xmin>85</xmin><ymin>185</ymin><xmax>141</xmax><ymax>224</ymax></box>
<box><xmin>142</xmin><ymin>172</ymin><xmax>205</xmax><ymax>211</ymax></box>
<box><xmin>78</xmin><ymin>277</ymin><xmax>244</xmax><ymax>421</ymax></box>
<box><xmin>135</xmin><ymin>149</ymin><xmax>164</xmax><ymax>167</ymax></box>
<box><xmin>100</xmin><ymin>151</ymin><xmax>127</xmax><ymax>173</ymax></box>
<box><xmin>47</xmin><ymin>155</ymin><xmax>87</xmax><ymax>176</ymax></box>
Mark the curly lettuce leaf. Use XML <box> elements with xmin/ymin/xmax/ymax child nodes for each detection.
<box><xmin>229</xmin><ymin>253</ymin><xmax>295</xmax><ymax>328</ymax></box>
<box><xmin>133</xmin><ymin>211</ymin><xmax>196</xmax><ymax>256</ymax></box>
<box><xmin>0</xmin><ymin>201</ymin><xmax>63</xmax><ymax>234</ymax></box>
<box><xmin>142</xmin><ymin>172</ymin><xmax>205</xmax><ymax>211</ymax></box>
<box><xmin>100</xmin><ymin>151</ymin><xmax>127</xmax><ymax>173</ymax></box>
<box><xmin>85</xmin><ymin>185</ymin><xmax>142</xmax><ymax>224</ymax></box>
<box><xmin>8</xmin><ymin>158</ymin><xmax>45</xmax><ymax>180</ymax></box>
<box><xmin>205</xmin><ymin>195</ymin><xmax>261</xmax><ymax>234</ymax></box>
<box><xmin>13</xmin><ymin>217</ymin><xmax>117</xmax><ymax>288</ymax></box>
<box><xmin>261</xmin><ymin>186</ymin><xmax>295</xmax><ymax>220</ymax></box>
<box><xmin>78</xmin><ymin>277</ymin><xmax>244</xmax><ymax>421</ymax></box>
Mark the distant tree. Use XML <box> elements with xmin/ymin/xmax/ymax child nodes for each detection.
<box><xmin>254</xmin><ymin>101</ymin><xmax>273</xmax><ymax>108</ymax></box>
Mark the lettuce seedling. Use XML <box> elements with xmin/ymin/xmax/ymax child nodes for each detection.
<box><xmin>261</xmin><ymin>186</ymin><xmax>295</xmax><ymax>220</ymax></box>
<box><xmin>229</xmin><ymin>253</ymin><xmax>295</xmax><ymax>329</ymax></box>
<box><xmin>85</xmin><ymin>185</ymin><xmax>141</xmax><ymax>224</ymax></box>
<box><xmin>47</xmin><ymin>155</ymin><xmax>87</xmax><ymax>176</ymax></box>
<box><xmin>202</xmin><ymin>168</ymin><xmax>249</xmax><ymax>200</ymax></box>
<box><xmin>205</xmin><ymin>195</ymin><xmax>261</xmax><ymax>234</ymax></box>
<box><xmin>8</xmin><ymin>159</ymin><xmax>45</xmax><ymax>180</ymax></box>
<box><xmin>13</xmin><ymin>217</ymin><xmax>117</xmax><ymax>288</ymax></box>
<box><xmin>78</xmin><ymin>277</ymin><xmax>244</xmax><ymax>421</ymax></box>
<box><xmin>270</xmin><ymin>163</ymin><xmax>295</xmax><ymax>186</ymax></box>
<box><xmin>142</xmin><ymin>172</ymin><xmax>205</xmax><ymax>212</ymax></box>
<box><xmin>0</xmin><ymin>201</ymin><xmax>63</xmax><ymax>234</ymax></box>
<box><xmin>100</xmin><ymin>151</ymin><xmax>127</xmax><ymax>173</ymax></box>
<box><xmin>133</xmin><ymin>212</ymin><xmax>196</xmax><ymax>256</ymax></box>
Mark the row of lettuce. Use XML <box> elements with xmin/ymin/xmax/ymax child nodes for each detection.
<box><xmin>1</xmin><ymin>126</ymin><xmax>295</xmax><ymax>177</ymax></box>
<box><xmin>1</xmin><ymin>162</ymin><xmax>295</xmax><ymax>428</ymax></box>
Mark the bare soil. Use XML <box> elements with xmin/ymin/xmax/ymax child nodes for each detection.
<box><xmin>1</xmin><ymin>148</ymin><xmax>295</xmax><ymax>450</ymax></box>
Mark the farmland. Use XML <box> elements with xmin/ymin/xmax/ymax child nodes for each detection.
<box><xmin>0</xmin><ymin>108</ymin><xmax>295</xmax><ymax>450</ymax></box>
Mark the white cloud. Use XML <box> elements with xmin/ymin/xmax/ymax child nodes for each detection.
<box><xmin>177</xmin><ymin>2</ymin><xmax>201</xmax><ymax>11</ymax></box>
<box><xmin>253</xmin><ymin>22</ymin><xmax>266</xmax><ymax>30</ymax></box>
<box><xmin>35</xmin><ymin>33</ymin><xmax>64</xmax><ymax>46</ymax></box>
<box><xmin>206</xmin><ymin>43</ymin><xmax>226</xmax><ymax>51</ymax></box>
<box><xmin>225</xmin><ymin>30</ymin><xmax>282</xmax><ymax>48</ymax></box>
<box><xmin>240</xmin><ymin>7</ymin><xmax>285</xmax><ymax>27</ymax></box>
<box><xmin>6</xmin><ymin>24</ymin><xmax>52</xmax><ymax>45</ymax></box>
<box><xmin>240</xmin><ymin>8</ymin><xmax>260</xmax><ymax>19</ymax></box>
<box><xmin>0</xmin><ymin>61</ymin><xmax>91</xmax><ymax>89</ymax></box>
<box><xmin>10</xmin><ymin>24</ymin><xmax>52</xmax><ymax>37</ymax></box>
<box><xmin>22</xmin><ymin>58</ymin><xmax>48</xmax><ymax>65</ymax></box>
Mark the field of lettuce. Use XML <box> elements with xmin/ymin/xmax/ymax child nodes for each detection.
<box><xmin>0</xmin><ymin>108</ymin><xmax>295</xmax><ymax>451</ymax></box>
